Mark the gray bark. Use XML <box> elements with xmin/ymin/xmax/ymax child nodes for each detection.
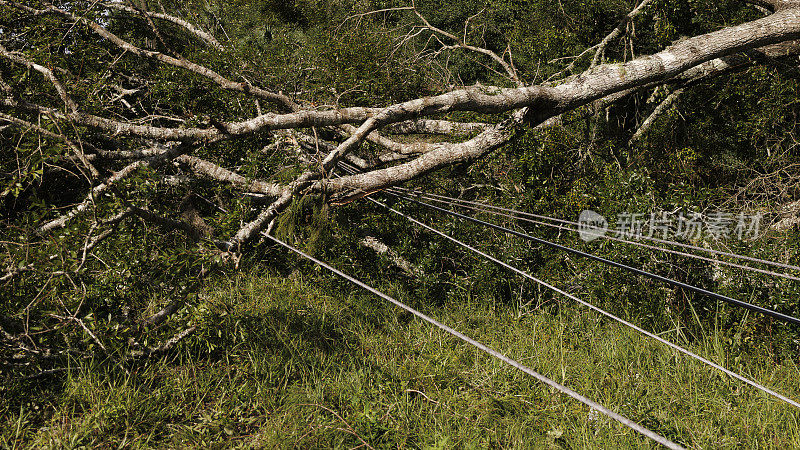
<box><xmin>5</xmin><ymin>0</ymin><xmax>800</xmax><ymax>248</ymax></box>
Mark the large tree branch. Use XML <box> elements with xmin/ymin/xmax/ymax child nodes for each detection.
<box><xmin>175</xmin><ymin>155</ymin><xmax>284</xmax><ymax>197</ymax></box>
<box><xmin>103</xmin><ymin>1</ymin><xmax>225</xmax><ymax>51</ymax></box>
<box><xmin>320</xmin><ymin>34</ymin><xmax>800</xmax><ymax>197</ymax></box>
<box><xmin>5</xmin><ymin>10</ymin><xmax>798</xmax><ymax>148</ymax></box>
<box><xmin>302</xmin><ymin>8</ymin><xmax>800</xmax><ymax>173</ymax></box>
<box><xmin>296</xmin><ymin>6</ymin><xmax>785</xmax><ymax>207</ymax></box>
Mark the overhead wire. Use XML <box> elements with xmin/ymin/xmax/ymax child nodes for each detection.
<box><xmin>264</xmin><ymin>232</ymin><xmax>686</xmax><ymax>449</ymax></box>
<box><xmin>335</xmin><ymin>160</ymin><xmax>800</xmax><ymax>278</ymax></box>
<box><xmin>393</xmin><ymin>189</ymin><xmax>800</xmax><ymax>282</ymax></box>
<box><xmin>391</xmin><ymin>185</ymin><xmax>800</xmax><ymax>276</ymax></box>
<box><xmin>362</xmin><ymin>196</ymin><xmax>800</xmax><ymax>410</ymax></box>
<box><xmin>329</xmin><ymin>163</ymin><xmax>800</xmax><ymax>408</ymax></box>
<box><xmin>391</xmin><ymin>193</ymin><xmax>800</xmax><ymax>326</ymax></box>
<box><xmin>334</xmin><ymin>162</ymin><xmax>800</xmax><ymax>324</ymax></box>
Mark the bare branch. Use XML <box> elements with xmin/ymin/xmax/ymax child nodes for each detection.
<box><xmin>140</xmin><ymin>295</ymin><xmax>187</xmax><ymax>327</ymax></box>
<box><xmin>104</xmin><ymin>1</ymin><xmax>225</xmax><ymax>51</ymax></box>
<box><xmin>37</xmin><ymin>144</ymin><xmax>189</xmax><ymax>233</ymax></box>
<box><xmin>591</xmin><ymin>0</ymin><xmax>654</xmax><ymax>67</ymax></box>
<box><xmin>630</xmin><ymin>88</ymin><xmax>684</xmax><ymax>144</ymax></box>
<box><xmin>0</xmin><ymin>42</ymin><xmax>78</xmax><ymax>112</ymax></box>
<box><xmin>548</xmin><ymin>0</ymin><xmax>654</xmax><ymax>80</ymax></box>
<box><xmin>127</xmin><ymin>326</ymin><xmax>196</xmax><ymax>359</ymax></box>
<box><xmin>321</xmin><ymin>109</ymin><xmax>527</xmax><ymax>196</ymax></box>
<box><xmin>175</xmin><ymin>155</ymin><xmax>284</xmax><ymax>197</ymax></box>
<box><xmin>413</xmin><ymin>8</ymin><xmax>520</xmax><ymax>84</ymax></box>
<box><xmin>37</xmin><ymin>161</ymin><xmax>145</xmax><ymax>233</ymax></box>
<box><xmin>338</xmin><ymin>124</ymin><xmax>438</xmax><ymax>156</ymax></box>
<box><xmin>359</xmin><ymin>235</ymin><xmax>423</xmax><ymax>277</ymax></box>
<box><xmin>78</xmin><ymin>208</ymin><xmax>133</xmax><ymax>269</ymax></box>
<box><xmin>224</xmin><ymin>189</ymin><xmax>295</xmax><ymax>250</ymax></box>
<box><xmin>4</xmin><ymin>1</ymin><xmax>292</xmax><ymax>109</ymax></box>
<box><xmin>1</xmin><ymin>263</ymin><xmax>34</xmax><ymax>283</ymax></box>
<box><xmin>3</xmin><ymin>97</ymin><xmax>379</xmax><ymax>142</ymax></box>
<box><xmin>745</xmin><ymin>0</ymin><xmax>777</xmax><ymax>10</ymax></box>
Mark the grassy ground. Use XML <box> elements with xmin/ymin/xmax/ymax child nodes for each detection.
<box><xmin>3</xmin><ymin>263</ymin><xmax>799</xmax><ymax>449</ymax></box>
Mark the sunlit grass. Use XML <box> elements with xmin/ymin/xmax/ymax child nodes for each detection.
<box><xmin>3</xmin><ymin>268</ymin><xmax>799</xmax><ymax>448</ymax></box>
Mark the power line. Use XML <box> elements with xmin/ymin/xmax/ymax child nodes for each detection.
<box><xmin>397</xmin><ymin>190</ymin><xmax>800</xmax><ymax>282</ymax></box>
<box><xmin>336</xmin><ymin>161</ymin><xmax>800</xmax><ymax>279</ymax></box>
<box><xmin>393</xmin><ymin>193</ymin><xmax>800</xmax><ymax>327</ymax></box>
<box><xmin>264</xmin><ymin>232</ymin><xmax>686</xmax><ymax>450</ymax></box>
<box><xmin>392</xmin><ymin>186</ymin><xmax>800</xmax><ymax>275</ymax></box>
<box><xmin>365</xmin><ymin>196</ymin><xmax>800</xmax><ymax>410</ymax></box>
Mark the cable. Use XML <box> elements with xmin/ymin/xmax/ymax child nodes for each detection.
<box><xmin>392</xmin><ymin>186</ymin><xmax>800</xmax><ymax>275</ymax></box>
<box><xmin>332</xmin><ymin>164</ymin><xmax>800</xmax><ymax>408</ymax></box>
<box><xmin>396</xmin><ymin>191</ymin><xmax>800</xmax><ymax>282</ymax></box>
<box><xmin>264</xmin><ymin>232</ymin><xmax>686</xmax><ymax>450</ymax></box>
<box><xmin>392</xmin><ymin>193</ymin><xmax>800</xmax><ymax>327</ymax></box>
<box><xmin>366</xmin><ymin>197</ymin><xmax>800</xmax><ymax>410</ymax></box>
<box><xmin>336</xmin><ymin>161</ymin><xmax>800</xmax><ymax>280</ymax></box>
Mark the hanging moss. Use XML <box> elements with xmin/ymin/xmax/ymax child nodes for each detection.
<box><xmin>274</xmin><ymin>193</ymin><xmax>331</xmax><ymax>255</ymax></box>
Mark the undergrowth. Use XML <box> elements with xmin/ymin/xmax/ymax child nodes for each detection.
<box><xmin>3</xmin><ymin>266</ymin><xmax>798</xmax><ymax>448</ymax></box>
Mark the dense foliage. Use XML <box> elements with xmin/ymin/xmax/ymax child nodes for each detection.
<box><xmin>2</xmin><ymin>0</ymin><xmax>800</xmax><ymax>447</ymax></box>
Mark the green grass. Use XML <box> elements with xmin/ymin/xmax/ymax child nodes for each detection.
<box><xmin>2</xmin><ymin>268</ymin><xmax>799</xmax><ymax>448</ymax></box>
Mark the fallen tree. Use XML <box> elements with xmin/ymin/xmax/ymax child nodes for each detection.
<box><xmin>2</xmin><ymin>0</ymin><xmax>800</xmax><ymax>372</ymax></box>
